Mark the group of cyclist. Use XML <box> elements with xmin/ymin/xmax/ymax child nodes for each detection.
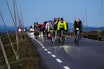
<box><xmin>30</xmin><ymin>17</ymin><xmax>82</xmax><ymax>44</ymax></box>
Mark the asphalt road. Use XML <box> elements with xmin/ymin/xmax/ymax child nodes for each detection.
<box><xmin>27</xmin><ymin>32</ymin><xmax>104</xmax><ymax>69</ymax></box>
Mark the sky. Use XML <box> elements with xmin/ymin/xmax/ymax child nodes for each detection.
<box><xmin>0</xmin><ymin>0</ymin><xmax>104</xmax><ymax>27</ymax></box>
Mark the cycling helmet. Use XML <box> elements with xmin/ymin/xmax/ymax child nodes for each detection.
<box><xmin>75</xmin><ymin>18</ymin><xmax>80</xmax><ymax>22</ymax></box>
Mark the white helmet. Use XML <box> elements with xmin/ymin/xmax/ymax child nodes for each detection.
<box><xmin>75</xmin><ymin>18</ymin><xmax>80</xmax><ymax>22</ymax></box>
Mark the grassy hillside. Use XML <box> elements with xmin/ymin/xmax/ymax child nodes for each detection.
<box><xmin>0</xmin><ymin>33</ymin><xmax>43</xmax><ymax>69</ymax></box>
<box><xmin>68</xmin><ymin>30</ymin><xmax>104</xmax><ymax>41</ymax></box>
<box><xmin>81</xmin><ymin>30</ymin><xmax>104</xmax><ymax>41</ymax></box>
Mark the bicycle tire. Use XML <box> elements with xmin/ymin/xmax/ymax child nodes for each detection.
<box><xmin>62</xmin><ymin>35</ymin><xmax>65</xmax><ymax>44</ymax></box>
<box><xmin>76</xmin><ymin>34</ymin><xmax>80</xmax><ymax>46</ymax></box>
<box><xmin>76</xmin><ymin>39</ymin><xmax>79</xmax><ymax>46</ymax></box>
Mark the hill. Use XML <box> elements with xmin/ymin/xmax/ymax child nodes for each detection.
<box><xmin>0</xmin><ymin>25</ymin><xmax>15</xmax><ymax>33</ymax></box>
<box><xmin>67</xmin><ymin>22</ymin><xmax>104</xmax><ymax>32</ymax></box>
<box><xmin>0</xmin><ymin>24</ymin><xmax>104</xmax><ymax>33</ymax></box>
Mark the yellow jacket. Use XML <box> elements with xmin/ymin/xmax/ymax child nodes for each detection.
<box><xmin>57</xmin><ymin>21</ymin><xmax>67</xmax><ymax>30</ymax></box>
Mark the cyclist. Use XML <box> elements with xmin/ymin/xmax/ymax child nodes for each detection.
<box><xmin>41</xmin><ymin>21</ymin><xmax>46</xmax><ymax>35</ymax></box>
<box><xmin>57</xmin><ymin>18</ymin><xmax>67</xmax><ymax>42</ymax></box>
<box><xmin>30</xmin><ymin>25</ymin><xmax>34</xmax><ymax>32</ymax></box>
<box><xmin>45</xmin><ymin>21</ymin><xmax>53</xmax><ymax>39</ymax></box>
<box><xmin>53</xmin><ymin>18</ymin><xmax>60</xmax><ymax>31</ymax></box>
<box><xmin>34</xmin><ymin>22</ymin><xmax>40</xmax><ymax>36</ymax></box>
<box><xmin>74</xmin><ymin>18</ymin><xmax>82</xmax><ymax>43</ymax></box>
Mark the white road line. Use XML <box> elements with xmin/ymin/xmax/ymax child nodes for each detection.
<box><xmin>63</xmin><ymin>66</ymin><xmax>70</xmax><ymax>69</ymax></box>
<box><xmin>47</xmin><ymin>51</ymin><xmax>51</xmax><ymax>54</ymax></box>
<box><xmin>40</xmin><ymin>43</ymin><xmax>43</xmax><ymax>46</ymax></box>
<box><xmin>38</xmin><ymin>41</ymin><xmax>41</xmax><ymax>44</ymax></box>
<box><xmin>42</xmin><ymin>46</ymin><xmax>45</xmax><ymax>48</ymax></box>
<box><xmin>35</xmin><ymin>39</ymin><xmax>37</xmax><ymax>42</ymax></box>
<box><xmin>28</xmin><ymin>33</ymin><xmax>71</xmax><ymax>69</ymax></box>
<box><xmin>44</xmin><ymin>49</ymin><xmax>48</xmax><ymax>51</ymax></box>
<box><xmin>37</xmin><ymin>40</ymin><xmax>40</xmax><ymax>44</ymax></box>
<box><xmin>33</xmin><ymin>37</ymin><xmax>45</xmax><ymax>49</ymax></box>
<box><xmin>51</xmin><ymin>54</ymin><xmax>56</xmax><ymax>58</ymax></box>
<box><xmin>56</xmin><ymin>59</ymin><xmax>63</xmax><ymax>63</ymax></box>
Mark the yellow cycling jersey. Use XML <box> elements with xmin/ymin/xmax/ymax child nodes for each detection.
<box><xmin>57</xmin><ymin>21</ymin><xmax>67</xmax><ymax>30</ymax></box>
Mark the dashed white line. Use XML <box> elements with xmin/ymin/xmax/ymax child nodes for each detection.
<box><xmin>63</xmin><ymin>66</ymin><xmax>70</xmax><ymax>69</ymax></box>
<box><xmin>38</xmin><ymin>41</ymin><xmax>41</xmax><ymax>44</ymax></box>
<box><xmin>44</xmin><ymin>49</ymin><xmax>48</xmax><ymax>51</ymax></box>
<box><xmin>35</xmin><ymin>39</ymin><xmax>37</xmax><ymax>41</ymax></box>
<box><xmin>40</xmin><ymin>43</ymin><xmax>43</xmax><ymax>46</ymax></box>
<box><xmin>37</xmin><ymin>40</ymin><xmax>39</xmax><ymax>42</ymax></box>
<box><xmin>56</xmin><ymin>59</ymin><xmax>63</xmax><ymax>63</ymax></box>
<box><xmin>28</xmin><ymin>33</ymin><xmax>71</xmax><ymax>69</ymax></box>
<box><xmin>47</xmin><ymin>51</ymin><xmax>51</xmax><ymax>54</ymax></box>
<box><xmin>32</xmin><ymin>38</ymin><xmax>34</xmax><ymax>39</ymax></box>
<box><xmin>42</xmin><ymin>46</ymin><xmax>45</xmax><ymax>48</ymax></box>
<box><xmin>51</xmin><ymin>54</ymin><xmax>56</xmax><ymax>58</ymax></box>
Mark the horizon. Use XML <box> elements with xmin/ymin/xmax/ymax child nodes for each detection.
<box><xmin>0</xmin><ymin>22</ymin><xmax>104</xmax><ymax>33</ymax></box>
<box><xmin>0</xmin><ymin>22</ymin><xmax>104</xmax><ymax>28</ymax></box>
<box><xmin>0</xmin><ymin>0</ymin><xmax>104</xmax><ymax>27</ymax></box>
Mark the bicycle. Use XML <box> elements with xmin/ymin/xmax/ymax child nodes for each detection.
<box><xmin>34</xmin><ymin>28</ymin><xmax>40</xmax><ymax>38</ymax></box>
<box><xmin>58</xmin><ymin>30</ymin><xmax>66</xmax><ymax>44</ymax></box>
<box><xmin>75</xmin><ymin>28</ymin><xmax>81</xmax><ymax>46</ymax></box>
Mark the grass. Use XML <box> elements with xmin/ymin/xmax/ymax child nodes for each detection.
<box><xmin>0</xmin><ymin>32</ymin><xmax>43</xmax><ymax>69</ymax></box>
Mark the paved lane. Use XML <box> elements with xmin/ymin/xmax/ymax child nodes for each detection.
<box><xmin>27</xmin><ymin>32</ymin><xmax>104</xmax><ymax>69</ymax></box>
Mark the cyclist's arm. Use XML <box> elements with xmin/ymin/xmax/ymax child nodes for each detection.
<box><xmin>57</xmin><ymin>22</ymin><xmax>60</xmax><ymax>30</ymax></box>
<box><xmin>64</xmin><ymin>21</ymin><xmax>67</xmax><ymax>30</ymax></box>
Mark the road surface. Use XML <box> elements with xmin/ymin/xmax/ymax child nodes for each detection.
<box><xmin>27</xmin><ymin>32</ymin><xmax>104</xmax><ymax>69</ymax></box>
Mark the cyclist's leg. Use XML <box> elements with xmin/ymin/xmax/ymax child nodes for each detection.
<box><xmin>63</xmin><ymin>30</ymin><xmax>67</xmax><ymax>40</ymax></box>
<box><xmin>57</xmin><ymin>30</ymin><xmax>61</xmax><ymax>43</ymax></box>
<box><xmin>61</xmin><ymin>30</ymin><xmax>65</xmax><ymax>44</ymax></box>
<box><xmin>61</xmin><ymin>30</ymin><xmax>65</xmax><ymax>41</ymax></box>
<box><xmin>54</xmin><ymin>30</ymin><xmax>59</xmax><ymax>43</ymax></box>
<box><xmin>57</xmin><ymin>30</ymin><xmax>61</xmax><ymax>37</ymax></box>
<box><xmin>46</xmin><ymin>30</ymin><xmax>49</xmax><ymax>39</ymax></box>
<box><xmin>52</xmin><ymin>30</ymin><xmax>55</xmax><ymax>43</ymax></box>
<box><xmin>50</xmin><ymin>30</ymin><xmax>53</xmax><ymax>43</ymax></box>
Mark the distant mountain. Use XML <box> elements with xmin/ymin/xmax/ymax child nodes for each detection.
<box><xmin>0</xmin><ymin>25</ymin><xmax>15</xmax><ymax>33</ymax></box>
<box><xmin>82</xmin><ymin>26</ymin><xmax>104</xmax><ymax>32</ymax></box>
<box><xmin>67</xmin><ymin>22</ymin><xmax>104</xmax><ymax>32</ymax></box>
<box><xmin>2</xmin><ymin>23</ymin><xmax>103</xmax><ymax>33</ymax></box>
<box><xmin>25</xmin><ymin>26</ymin><xmax>30</xmax><ymax>32</ymax></box>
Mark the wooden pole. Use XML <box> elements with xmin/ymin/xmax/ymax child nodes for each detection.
<box><xmin>15</xmin><ymin>0</ymin><xmax>23</xmax><ymax>41</ymax></box>
<box><xmin>13</xmin><ymin>0</ymin><xmax>19</xmax><ymax>60</ymax></box>
<box><xmin>19</xmin><ymin>2</ymin><xmax>26</xmax><ymax>39</ymax></box>
<box><xmin>6</xmin><ymin>0</ymin><xmax>19</xmax><ymax>60</ymax></box>
<box><xmin>0</xmin><ymin>10</ymin><xmax>16</xmax><ymax>58</ymax></box>
<box><xmin>0</xmin><ymin>37</ymin><xmax>11</xmax><ymax>69</ymax></box>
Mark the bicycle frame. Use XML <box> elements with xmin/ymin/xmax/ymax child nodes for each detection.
<box><xmin>53</xmin><ymin>30</ymin><xmax>65</xmax><ymax>45</ymax></box>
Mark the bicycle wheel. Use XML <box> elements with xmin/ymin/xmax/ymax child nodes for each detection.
<box><xmin>61</xmin><ymin>35</ymin><xmax>65</xmax><ymax>44</ymax></box>
<box><xmin>76</xmin><ymin>35</ymin><xmax>80</xmax><ymax>46</ymax></box>
<box><xmin>76</xmin><ymin>38</ymin><xmax>79</xmax><ymax>46</ymax></box>
<box><xmin>55</xmin><ymin>35</ymin><xmax>60</xmax><ymax>44</ymax></box>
